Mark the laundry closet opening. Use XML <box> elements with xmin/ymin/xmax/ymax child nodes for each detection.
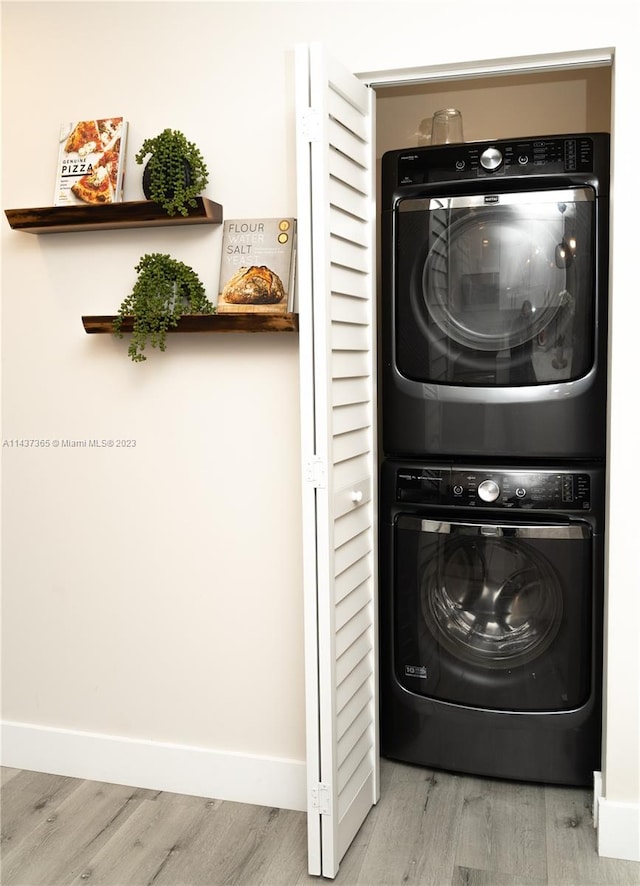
<box><xmin>371</xmin><ymin>60</ymin><xmax>612</xmax><ymax>787</ymax></box>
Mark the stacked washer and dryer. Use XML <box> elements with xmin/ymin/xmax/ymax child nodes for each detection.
<box><xmin>379</xmin><ymin>134</ymin><xmax>609</xmax><ymax>785</ymax></box>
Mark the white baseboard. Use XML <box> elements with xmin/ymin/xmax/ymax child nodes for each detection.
<box><xmin>593</xmin><ymin>770</ymin><xmax>602</xmax><ymax>827</ymax></box>
<box><xmin>597</xmin><ymin>793</ymin><xmax>640</xmax><ymax>862</ymax></box>
<box><xmin>1</xmin><ymin>721</ymin><xmax>307</xmax><ymax>812</ymax></box>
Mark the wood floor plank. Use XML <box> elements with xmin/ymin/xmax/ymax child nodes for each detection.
<box><xmin>341</xmin><ymin>759</ymin><xmax>431</xmax><ymax>885</ymax></box>
<box><xmin>455</xmin><ymin>776</ymin><xmax>548</xmax><ymax>880</ymax></box>
<box><xmin>545</xmin><ymin>786</ymin><xmax>640</xmax><ymax>886</ymax></box>
<box><xmin>149</xmin><ymin>800</ymin><xmax>304</xmax><ymax>886</ymax></box>
<box><xmin>452</xmin><ymin>866</ymin><xmax>546</xmax><ymax>885</ymax></box>
<box><xmin>240</xmin><ymin>809</ymin><xmax>320</xmax><ymax>886</ymax></box>
<box><xmin>227</xmin><ymin>808</ymin><xmax>318</xmax><ymax>886</ymax></box>
<box><xmin>347</xmin><ymin>761</ymin><xmax>464</xmax><ymax>885</ymax></box>
<box><xmin>65</xmin><ymin>791</ymin><xmax>219</xmax><ymax>886</ymax></box>
<box><xmin>1</xmin><ymin>769</ymin><xmax>82</xmax><ymax>860</ymax></box>
<box><xmin>1</xmin><ymin>777</ymin><xmax>155</xmax><ymax>886</ymax></box>
<box><xmin>1</xmin><ymin>767</ymin><xmax>21</xmax><ymax>787</ymax></box>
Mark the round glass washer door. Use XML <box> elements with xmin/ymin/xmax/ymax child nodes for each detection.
<box><xmin>423</xmin><ymin>209</ymin><xmax>572</xmax><ymax>352</ymax></box>
<box><xmin>421</xmin><ymin>535</ymin><xmax>563</xmax><ymax>669</ymax></box>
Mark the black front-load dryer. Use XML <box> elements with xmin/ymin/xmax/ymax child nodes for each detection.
<box><xmin>379</xmin><ymin>458</ymin><xmax>605</xmax><ymax>786</ymax></box>
<box><xmin>380</xmin><ymin>133</ymin><xmax>610</xmax><ymax>460</ymax></box>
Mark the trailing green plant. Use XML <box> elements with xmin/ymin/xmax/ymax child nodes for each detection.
<box><xmin>113</xmin><ymin>253</ymin><xmax>215</xmax><ymax>362</ymax></box>
<box><xmin>136</xmin><ymin>128</ymin><xmax>209</xmax><ymax>217</ymax></box>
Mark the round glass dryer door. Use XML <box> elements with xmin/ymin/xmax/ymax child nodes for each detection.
<box><xmin>395</xmin><ymin>188</ymin><xmax>596</xmax><ymax>386</ymax></box>
<box><xmin>421</xmin><ymin>534</ymin><xmax>562</xmax><ymax>669</ymax></box>
<box><xmin>424</xmin><ymin>209</ymin><xmax>572</xmax><ymax>353</ymax></box>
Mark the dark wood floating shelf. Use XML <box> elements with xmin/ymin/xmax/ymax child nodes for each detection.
<box><xmin>5</xmin><ymin>198</ymin><xmax>223</xmax><ymax>234</ymax></box>
<box><xmin>82</xmin><ymin>313</ymin><xmax>299</xmax><ymax>335</ymax></box>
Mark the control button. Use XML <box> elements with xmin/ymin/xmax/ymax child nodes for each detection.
<box><xmin>480</xmin><ymin>147</ymin><xmax>503</xmax><ymax>171</ymax></box>
<box><xmin>455</xmin><ymin>160</ymin><xmax>466</xmax><ymax>170</ymax></box>
<box><xmin>478</xmin><ymin>479</ymin><xmax>500</xmax><ymax>502</ymax></box>
<box><xmin>515</xmin><ymin>487</ymin><xmax>527</xmax><ymax>498</ymax></box>
<box><xmin>453</xmin><ymin>485</ymin><xmax>464</xmax><ymax>495</ymax></box>
<box><xmin>518</xmin><ymin>155</ymin><xmax>529</xmax><ymax>165</ymax></box>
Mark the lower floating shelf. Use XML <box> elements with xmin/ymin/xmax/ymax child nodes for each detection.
<box><xmin>82</xmin><ymin>313</ymin><xmax>299</xmax><ymax>334</ymax></box>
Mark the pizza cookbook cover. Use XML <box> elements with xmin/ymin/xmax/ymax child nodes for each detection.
<box><xmin>217</xmin><ymin>218</ymin><xmax>297</xmax><ymax>314</ymax></box>
<box><xmin>53</xmin><ymin>117</ymin><xmax>128</xmax><ymax>207</ymax></box>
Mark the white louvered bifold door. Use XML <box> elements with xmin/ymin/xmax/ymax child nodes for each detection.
<box><xmin>295</xmin><ymin>42</ymin><xmax>379</xmax><ymax>879</ymax></box>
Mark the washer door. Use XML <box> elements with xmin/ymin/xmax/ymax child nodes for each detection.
<box><xmin>394</xmin><ymin>516</ymin><xmax>593</xmax><ymax>711</ymax></box>
<box><xmin>422</xmin><ymin>532</ymin><xmax>562</xmax><ymax>669</ymax></box>
<box><xmin>395</xmin><ymin>189</ymin><xmax>596</xmax><ymax>386</ymax></box>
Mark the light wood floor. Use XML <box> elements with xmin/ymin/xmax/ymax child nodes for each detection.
<box><xmin>1</xmin><ymin>759</ymin><xmax>639</xmax><ymax>886</ymax></box>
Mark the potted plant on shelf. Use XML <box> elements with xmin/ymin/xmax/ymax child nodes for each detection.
<box><xmin>113</xmin><ymin>253</ymin><xmax>215</xmax><ymax>362</ymax></box>
<box><xmin>136</xmin><ymin>128</ymin><xmax>209</xmax><ymax>217</ymax></box>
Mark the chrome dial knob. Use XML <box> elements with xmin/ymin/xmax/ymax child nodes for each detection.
<box><xmin>478</xmin><ymin>479</ymin><xmax>500</xmax><ymax>502</ymax></box>
<box><xmin>480</xmin><ymin>147</ymin><xmax>503</xmax><ymax>171</ymax></box>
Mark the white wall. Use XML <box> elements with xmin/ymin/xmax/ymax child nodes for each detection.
<box><xmin>1</xmin><ymin>0</ymin><xmax>309</xmax><ymax>809</ymax></box>
<box><xmin>2</xmin><ymin>0</ymin><xmax>638</xmax><ymax>858</ymax></box>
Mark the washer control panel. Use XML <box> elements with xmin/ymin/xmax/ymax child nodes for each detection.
<box><xmin>477</xmin><ymin>478</ymin><xmax>500</xmax><ymax>502</ymax></box>
<box><xmin>397</xmin><ymin>467</ymin><xmax>592</xmax><ymax>510</ymax></box>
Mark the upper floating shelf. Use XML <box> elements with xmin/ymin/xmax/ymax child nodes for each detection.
<box><xmin>4</xmin><ymin>198</ymin><xmax>223</xmax><ymax>234</ymax></box>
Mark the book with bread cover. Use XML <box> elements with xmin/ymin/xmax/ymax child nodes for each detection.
<box><xmin>217</xmin><ymin>218</ymin><xmax>297</xmax><ymax>314</ymax></box>
<box><xmin>54</xmin><ymin>117</ymin><xmax>128</xmax><ymax>206</ymax></box>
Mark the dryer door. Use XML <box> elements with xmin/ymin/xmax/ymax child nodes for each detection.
<box><xmin>393</xmin><ymin>515</ymin><xmax>593</xmax><ymax>711</ymax></box>
<box><xmin>395</xmin><ymin>188</ymin><xmax>596</xmax><ymax>386</ymax></box>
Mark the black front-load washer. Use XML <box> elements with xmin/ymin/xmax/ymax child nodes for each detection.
<box><xmin>380</xmin><ymin>133</ymin><xmax>610</xmax><ymax>460</ymax></box>
<box><xmin>379</xmin><ymin>458</ymin><xmax>605</xmax><ymax>786</ymax></box>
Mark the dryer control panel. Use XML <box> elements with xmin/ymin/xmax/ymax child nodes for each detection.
<box><xmin>396</xmin><ymin>467</ymin><xmax>592</xmax><ymax>510</ymax></box>
<box><xmin>394</xmin><ymin>135</ymin><xmax>599</xmax><ymax>184</ymax></box>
